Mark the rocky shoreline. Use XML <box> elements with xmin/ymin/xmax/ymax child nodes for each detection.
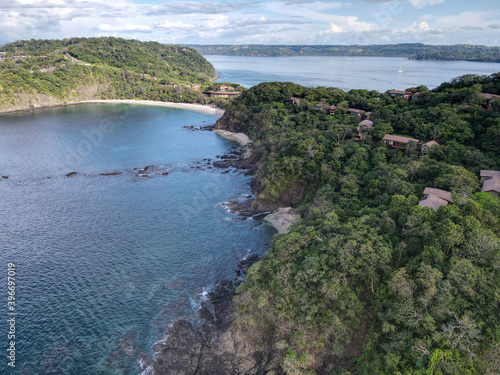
<box><xmin>146</xmin><ymin>253</ymin><xmax>284</xmax><ymax>375</ymax></box>
<box><xmin>144</xmin><ymin>120</ymin><xmax>297</xmax><ymax>375</ymax></box>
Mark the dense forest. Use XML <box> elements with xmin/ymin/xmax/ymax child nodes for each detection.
<box><xmin>0</xmin><ymin>37</ymin><xmax>239</xmax><ymax>111</ymax></box>
<box><xmin>215</xmin><ymin>74</ymin><xmax>500</xmax><ymax>374</ymax></box>
<box><xmin>187</xmin><ymin>43</ymin><xmax>500</xmax><ymax>62</ymax></box>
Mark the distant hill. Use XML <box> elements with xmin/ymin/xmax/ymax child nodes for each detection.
<box><xmin>184</xmin><ymin>43</ymin><xmax>500</xmax><ymax>63</ymax></box>
<box><xmin>0</xmin><ymin>37</ymin><xmax>226</xmax><ymax>113</ymax></box>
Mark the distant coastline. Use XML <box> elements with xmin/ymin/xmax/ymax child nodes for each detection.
<box><xmin>185</xmin><ymin>43</ymin><xmax>500</xmax><ymax>63</ymax></box>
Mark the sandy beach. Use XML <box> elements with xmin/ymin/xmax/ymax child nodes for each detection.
<box><xmin>213</xmin><ymin>129</ymin><xmax>252</xmax><ymax>146</ymax></box>
<box><xmin>80</xmin><ymin>99</ymin><xmax>225</xmax><ymax>116</ymax></box>
<box><xmin>264</xmin><ymin>207</ymin><xmax>298</xmax><ymax>234</ymax></box>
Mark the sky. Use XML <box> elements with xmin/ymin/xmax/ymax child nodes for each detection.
<box><xmin>0</xmin><ymin>0</ymin><xmax>499</xmax><ymax>46</ymax></box>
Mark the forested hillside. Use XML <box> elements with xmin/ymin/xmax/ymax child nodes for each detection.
<box><xmin>188</xmin><ymin>43</ymin><xmax>500</xmax><ymax>62</ymax></box>
<box><xmin>217</xmin><ymin>74</ymin><xmax>500</xmax><ymax>374</ymax></box>
<box><xmin>0</xmin><ymin>37</ymin><xmax>223</xmax><ymax>112</ymax></box>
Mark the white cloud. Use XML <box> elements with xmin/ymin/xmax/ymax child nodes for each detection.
<box><xmin>402</xmin><ymin>21</ymin><xmax>432</xmax><ymax>32</ymax></box>
<box><xmin>319</xmin><ymin>16</ymin><xmax>375</xmax><ymax>34</ymax></box>
<box><xmin>157</xmin><ymin>20</ymin><xmax>195</xmax><ymax>30</ymax></box>
<box><xmin>98</xmin><ymin>23</ymin><xmax>151</xmax><ymax>32</ymax></box>
<box><xmin>408</xmin><ymin>0</ymin><xmax>445</xmax><ymax>9</ymax></box>
<box><xmin>325</xmin><ymin>23</ymin><xmax>344</xmax><ymax>33</ymax></box>
<box><xmin>202</xmin><ymin>14</ymin><xmax>229</xmax><ymax>29</ymax></box>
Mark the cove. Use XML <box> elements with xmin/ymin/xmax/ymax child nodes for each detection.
<box><xmin>0</xmin><ymin>103</ymin><xmax>275</xmax><ymax>374</ymax></box>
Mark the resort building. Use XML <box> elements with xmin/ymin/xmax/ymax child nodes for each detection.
<box><xmin>315</xmin><ymin>102</ymin><xmax>329</xmax><ymax>110</ymax></box>
<box><xmin>421</xmin><ymin>140</ymin><xmax>439</xmax><ymax>155</ymax></box>
<box><xmin>481</xmin><ymin>93</ymin><xmax>500</xmax><ymax>112</ymax></box>
<box><xmin>480</xmin><ymin>170</ymin><xmax>500</xmax><ymax>197</ymax></box>
<box><xmin>419</xmin><ymin>188</ymin><xmax>454</xmax><ymax>210</ymax></box>
<box><xmin>382</xmin><ymin>134</ymin><xmax>420</xmax><ymax>150</ymax></box>
<box><xmin>389</xmin><ymin>90</ymin><xmax>413</xmax><ymax>100</ymax></box>
<box><xmin>289</xmin><ymin>97</ymin><xmax>301</xmax><ymax>105</ymax></box>
<box><xmin>354</xmin><ymin>120</ymin><xmax>374</xmax><ymax>141</ymax></box>
<box><xmin>329</xmin><ymin>105</ymin><xmax>338</xmax><ymax>115</ymax></box>
<box><xmin>347</xmin><ymin>108</ymin><xmax>366</xmax><ymax>117</ymax></box>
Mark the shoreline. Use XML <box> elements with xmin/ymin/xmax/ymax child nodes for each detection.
<box><xmin>263</xmin><ymin>207</ymin><xmax>298</xmax><ymax>234</ymax></box>
<box><xmin>80</xmin><ymin>99</ymin><xmax>225</xmax><ymax>116</ymax></box>
<box><xmin>213</xmin><ymin>129</ymin><xmax>251</xmax><ymax>146</ymax></box>
<box><xmin>0</xmin><ymin>99</ymin><xmax>225</xmax><ymax>116</ymax></box>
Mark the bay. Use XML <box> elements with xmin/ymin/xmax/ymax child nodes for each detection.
<box><xmin>204</xmin><ymin>55</ymin><xmax>500</xmax><ymax>91</ymax></box>
<box><xmin>0</xmin><ymin>103</ymin><xmax>275</xmax><ymax>374</ymax></box>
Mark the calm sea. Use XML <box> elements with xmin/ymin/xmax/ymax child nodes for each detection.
<box><xmin>0</xmin><ymin>103</ymin><xmax>275</xmax><ymax>374</ymax></box>
<box><xmin>204</xmin><ymin>55</ymin><xmax>500</xmax><ymax>91</ymax></box>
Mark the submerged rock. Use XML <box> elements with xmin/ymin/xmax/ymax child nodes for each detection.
<box><xmin>99</xmin><ymin>171</ymin><xmax>123</xmax><ymax>176</ymax></box>
<box><xmin>65</xmin><ymin>171</ymin><xmax>78</xmax><ymax>177</ymax></box>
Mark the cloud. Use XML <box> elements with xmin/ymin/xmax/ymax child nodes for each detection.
<box><xmin>233</xmin><ymin>16</ymin><xmax>310</xmax><ymax>27</ymax></box>
<box><xmin>319</xmin><ymin>16</ymin><xmax>375</xmax><ymax>34</ymax></box>
<box><xmin>460</xmin><ymin>26</ymin><xmax>483</xmax><ymax>31</ymax></box>
<box><xmin>156</xmin><ymin>20</ymin><xmax>196</xmax><ymax>30</ymax></box>
<box><xmin>399</xmin><ymin>21</ymin><xmax>442</xmax><ymax>34</ymax></box>
<box><xmin>488</xmin><ymin>24</ymin><xmax>500</xmax><ymax>29</ymax></box>
<box><xmin>98</xmin><ymin>23</ymin><xmax>152</xmax><ymax>32</ymax></box>
<box><xmin>408</xmin><ymin>0</ymin><xmax>445</xmax><ymax>9</ymax></box>
<box><xmin>283</xmin><ymin>0</ymin><xmax>342</xmax><ymax>6</ymax></box>
<box><xmin>146</xmin><ymin>1</ymin><xmax>256</xmax><ymax>16</ymax></box>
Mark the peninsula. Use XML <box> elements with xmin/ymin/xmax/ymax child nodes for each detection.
<box><xmin>0</xmin><ymin>37</ymin><xmax>243</xmax><ymax>114</ymax></box>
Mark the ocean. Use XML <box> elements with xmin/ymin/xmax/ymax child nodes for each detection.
<box><xmin>204</xmin><ymin>55</ymin><xmax>500</xmax><ymax>91</ymax></box>
<box><xmin>0</xmin><ymin>103</ymin><xmax>275</xmax><ymax>374</ymax></box>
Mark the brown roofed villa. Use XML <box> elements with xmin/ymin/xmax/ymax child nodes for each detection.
<box><xmin>419</xmin><ymin>188</ymin><xmax>454</xmax><ymax>210</ymax></box>
<box><xmin>480</xmin><ymin>170</ymin><xmax>500</xmax><ymax>197</ymax></box>
<box><xmin>382</xmin><ymin>134</ymin><xmax>420</xmax><ymax>150</ymax></box>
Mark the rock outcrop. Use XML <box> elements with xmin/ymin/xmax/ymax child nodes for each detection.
<box><xmin>0</xmin><ymin>84</ymin><xmax>109</xmax><ymax>114</ymax></box>
<box><xmin>151</xmin><ymin>257</ymin><xmax>284</xmax><ymax>375</ymax></box>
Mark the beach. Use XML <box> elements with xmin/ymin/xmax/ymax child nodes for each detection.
<box><xmin>0</xmin><ymin>98</ymin><xmax>226</xmax><ymax>116</ymax></box>
<box><xmin>79</xmin><ymin>99</ymin><xmax>225</xmax><ymax>116</ymax></box>
<box><xmin>213</xmin><ymin>129</ymin><xmax>251</xmax><ymax>146</ymax></box>
<box><xmin>263</xmin><ymin>207</ymin><xmax>298</xmax><ymax>234</ymax></box>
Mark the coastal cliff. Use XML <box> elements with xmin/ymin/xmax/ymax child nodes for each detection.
<box><xmin>0</xmin><ymin>84</ymin><xmax>109</xmax><ymax>114</ymax></box>
<box><xmin>214</xmin><ymin>111</ymin><xmax>312</xmax><ymax>212</ymax></box>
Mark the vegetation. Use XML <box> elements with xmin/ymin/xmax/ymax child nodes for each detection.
<box><xmin>225</xmin><ymin>75</ymin><xmax>500</xmax><ymax>374</ymax></box>
<box><xmin>0</xmin><ymin>37</ymin><xmax>244</xmax><ymax>109</ymax></box>
<box><xmin>187</xmin><ymin>43</ymin><xmax>500</xmax><ymax>62</ymax></box>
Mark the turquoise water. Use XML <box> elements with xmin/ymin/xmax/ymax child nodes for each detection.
<box><xmin>204</xmin><ymin>55</ymin><xmax>500</xmax><ymax>91</ymax></box>
<box><xmin>0</xmin><ymin>104</ymin><xmax>275</xmax><ymax>374</ymax></box>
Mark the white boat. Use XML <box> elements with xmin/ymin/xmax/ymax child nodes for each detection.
<box><xmin>398</xmin><ymin>66</ymin><xmax>403</xmax><ymax>73</ymax></box>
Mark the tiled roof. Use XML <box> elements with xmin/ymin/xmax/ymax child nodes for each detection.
<box><xmin>481</xmin><ymin>93</ymin><xmax>500</xmax><ymax>100</ymax></box>
<box><xmin>422</xmin><ymin>140</ymin><xmax>439</xmax><ymax>148</ymax></box>
<box><xmin>423</xmin><ymin>188</ymin><xmax>453</xmax><ymax>203</ymax></box>
<box><xmin>383</xmin><ymin>134</ymin><xmax>420</xmax><ymax>143</ymax></box>
<box><xmin>481</xmin><ymin>171</ymin><xmax>500</xmax><ymax>193</ymax></box>
<box><xmin>419</xmin><ymin>195</ymin><xmax>449</xmax><ymax>210</ymax></box>
<box><xmin>348</xmin><ymin>108</ymin><xmax>365</xmax><ymax>113</ymax></box>
<box><xmin>480</xmin><ymin>170</ymin><xmax>500</xmax><ymax>179</ymax></box>
<box><xmin>359</xmin><ymin>120</ymin><xmax>374</xmax><ymax>127</ymax></box>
